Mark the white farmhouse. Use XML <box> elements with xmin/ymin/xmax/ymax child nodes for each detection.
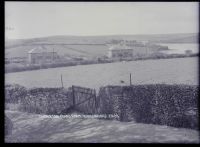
<box><xmin>28</xmin><ymin>46</ymin><xmax>58</xmax><ymax>64</ymax></box>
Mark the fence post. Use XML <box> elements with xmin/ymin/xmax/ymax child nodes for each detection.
<box><xmin>72</xmin><ymin>85</ymin><xmax>76</xmax><ymax>109</ymax></box>
<box><xmin>61</xmin><ymin>74</ymin><xmax>64</xmax><ymax>88</ymax></box>
<box><xmin>94</xmin><ymin>89</ymin><xmax>97</xmax><ymax>113</ymax></box>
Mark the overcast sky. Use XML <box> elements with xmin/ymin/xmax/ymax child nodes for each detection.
<box><xmin>5</xmin><ymin>2</ymin><xmax>199</xmax><ymax>39</ymax></box>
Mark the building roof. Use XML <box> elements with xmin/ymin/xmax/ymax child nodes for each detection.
<box><xmin>28</xmin><ymin>46</ymin><xmax>56</xmax><ymax>54</ymax></box>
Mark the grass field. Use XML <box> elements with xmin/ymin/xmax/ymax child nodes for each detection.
<box><xmin>5</xmin><ymin>57</ymin><xmax>198</xmax><ymax>90</ymax></box>
<box><xmin>5</xmin><ymin>44</ymin><xmax>109</xmax><ymax>59</ymax></box>
<box><xmin>5</xmin><ymin>110</ymin><xmax>199</xmax><ymax>143</ymax></box>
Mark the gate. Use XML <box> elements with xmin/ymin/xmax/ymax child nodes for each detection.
<box><xmin>63</xmin><ymin>85</ymin><xmax>98</xmax><ymax>114</ymax></box>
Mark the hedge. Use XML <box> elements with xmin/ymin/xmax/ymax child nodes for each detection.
<box><xmin>5</xmin><ymin>84</ymin><xmax>27</xmax><ymax>103</ymax></box>
<box><xmin>19</xmin><ymin>88</ymin><xmax>73</xmax><ymax>114</ymax></box>
<box><xmin>5</xmin><ymin>85</ymin><xmax>96</xmax><ymax>115</ymax></box>
<box><xmin>5</xmin><ymin>85</ymin><xmax>73</xmax><ymax>115</ymax></box>
<box><xmin>98</xmin><ymin>84</ymin><xmax>199</xmax><ymax>130</ymax></box>
<box><xmin>5</xmin><ymin>84</ymin><xmax>199</xmax><ymax>130</ymax></box>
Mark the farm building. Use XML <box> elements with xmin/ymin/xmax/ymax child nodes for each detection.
<box><xmin>28</xmin><ymin>46</ymin><xmax>59</xmax><ymax>64</ymax></box>
<box><xmin>107</xmin><ymin>42</ymin><xmax>167</xmax><ymax>60</ymax></box>
<box><xmin>108</xmin><ymin>45</ymin><xmax>134</xmax><ymax>59</ymax></box>
<box><xmin>108</xmin><ymin>45</ymin><xmax>155</xmax><ymax>59</ymax></box>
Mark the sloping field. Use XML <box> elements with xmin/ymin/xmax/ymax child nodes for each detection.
<box><xmin>5</xmin><ymin>45</ymin><xmax>35</xmax><ymax>58</ymax></box>
<box><xmin>5</xmin><ymin>57</ymin><xmax>198</xmax><ymax>91</ymax></box>
<box><xmin>65</xmin><ymin>44</ymin><xmax>108</xmax><ymax>57</ymax></box>
<box><xmin>5</xmin><ymin>110</ymin><xmax>199</xmax><ymax>143</ymax></box>
<box><xmin>5</xmin><ymin>44</ymin><xmax>109</xmax><ymax>58</ymax></box>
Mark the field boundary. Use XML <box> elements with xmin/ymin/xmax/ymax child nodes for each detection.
<box><xmin>5</xmin><ymin>84</ymin><xmax>199</xmax><ymax>130</ymax></box>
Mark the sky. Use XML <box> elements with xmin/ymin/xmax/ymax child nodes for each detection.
<box><xmin>5</xmin><ymin>2</ymin><xmax>199</xmax><ymax>39</ymax></box>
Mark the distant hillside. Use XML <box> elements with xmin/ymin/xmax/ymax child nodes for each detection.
<box><xmin>5</xmin><ymin>33</ymin><xmax>198</xmax><ymax>58</ymax></box>
<box><xmin>148</xmin><ymin>33</ymin><xmax>198</xmax><ymax>43</ymax></box>
<box><xmin>5</xmin><ymin>33</ymin><xmax>198</xmax><ymax>48</ymax></box>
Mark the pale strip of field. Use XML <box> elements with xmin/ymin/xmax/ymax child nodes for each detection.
<box><xmin>5</xmin><ymin>110</ymin><xmax>199</xmax><ymax>143</ymax></box>
<box><xmin>5</xmin><ymin>57</ymin><xmax>198</xmax><ymax>90</ymax></box>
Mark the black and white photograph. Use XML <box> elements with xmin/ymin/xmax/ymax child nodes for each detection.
<box><xmin>4</xmin><ymin>1</ymin><xmax>199</xmax><ymax>143</ymax></box>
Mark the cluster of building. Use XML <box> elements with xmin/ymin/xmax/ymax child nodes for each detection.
<box><xmin>107</xmin><ymin>40</ymin><xmax>168</xmax><ymax>60</ymax></box>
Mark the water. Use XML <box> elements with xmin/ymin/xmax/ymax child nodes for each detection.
<box><xmin>159</xmin><ymin>43</ymin><xmax>199</xmax><ymax>54</ymax></box>
<box><xmin>5</xmin><ymin>57</ymin><xmax>198</xmax><ymax>91</ymax></box>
